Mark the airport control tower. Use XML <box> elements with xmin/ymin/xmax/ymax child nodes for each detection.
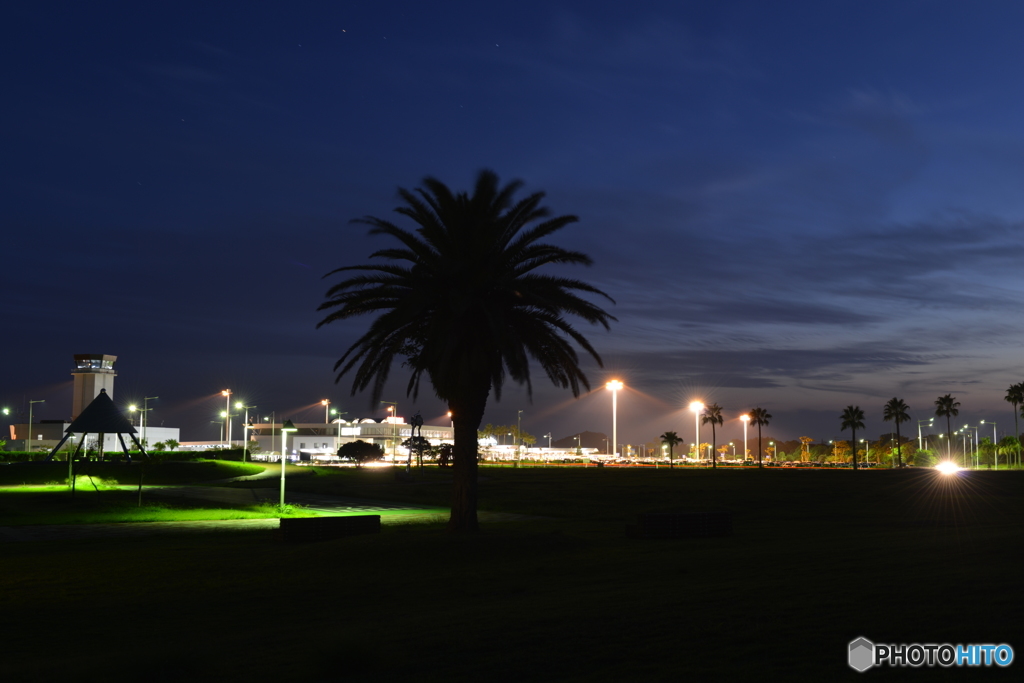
<box><xmin>71</xmin><ymin>353</ymin><xmax>117</xmax><ymax>420</ymax></box>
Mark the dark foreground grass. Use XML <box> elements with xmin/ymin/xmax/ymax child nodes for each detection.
<box><xmin>1</xmin><ymin>468</ymin><xmax>1021</xmax><ymax>682</ymax></box>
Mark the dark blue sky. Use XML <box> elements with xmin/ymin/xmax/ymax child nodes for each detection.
<box><xmin>5</xmin><ymin>1</ymin><xmax>1024</xmax><ymax>446</ymax></box>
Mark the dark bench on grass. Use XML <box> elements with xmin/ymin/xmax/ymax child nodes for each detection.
<box><xmin>280</xmin><ymin>515</ymin><xmax>381</xmax><ymax>542</ymax></box>
<box><xmin>627</xmin><ymin>511</ymin><xmax>733</xmax><ymax>539</ymax></box>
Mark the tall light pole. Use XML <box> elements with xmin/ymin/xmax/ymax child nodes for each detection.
<box><xmin>517</xmin><ymin>409</ymin><xmax>524</xmax><ymax>464</ymax></box>
<box><xmin>380</xmin><ymin>401</ymin><xmax>397</xmax><ymax>463</ymax></box>
<box><xmin>28</xmin><ymin>399</ymin><xmax>45</xmax><ymax>452</ymax></box>
<box><xmin>690</xmin><ymin>401</ymin><xmax>704</xmax><ymax>463</ymax></box>
<box><xmin>143</xmin><ymin>396</ymin><xmax>158</xmax><ymax>449</ymax></box>
<box><xmin>740</xmin><ymin>414</ymin><xmax>750</xmax><ymax>462</ymax></box>
<box><xmin>264</xmin><ymin>413</ymin><xmax>276</xmax><ymax>455</ymax></box>
<box><xmin>545</xmin><ymin>432</ymin><xmax>552</xmax><ymax>448</ymax></box>
<box><xmin>982</xmin><ymin>420</ymin><xmax>997</xmax><ymax>469</ymax></box>
<box><xmin>280</xmin><ymin>419</ymin><xmax>297</xmax><ymax>508</ymax></box>
<box><xmin>606</xmin><ymin>380</ymin><xmax>623</xmax><ymax>457</ymax></box>
<box><xmin>221</xmin><ymin>390</ymin><xmax>232</xmax><ymax>447</ymax></box>
<box><xmin>238</xmin><ymin>403</ymin><xmax>255</xmax><ymax>461</ymax></box>
<box><xmin>917</xmin><ymin>418</ymin><xmax>934</xmax><ymax>450</ymax></box>
<box><xmin>321</xmin><ymin>399</ymin><xmax>331</xmax><ymax>423</ymax></box>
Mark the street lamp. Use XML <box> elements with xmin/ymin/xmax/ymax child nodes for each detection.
<box><xmin>237</xmin><ymin>403</ymin><xmax>255</xmax><ymax>461</ymax></box>
<box><xmin>517</xmin><ymin>408</ymin><xmax>524</xmax><ymax>464</ymax></box>
<box><xmin>221</xmin><ymin>390</ymin><xmax>232</xmax><ymax>447</ymax></box>
<box><xmin>321</xmin><ymin>399</ymin><xmax>330</xmax><ymax>424</ymax></box>
<box><xmin>740</xmin><ymin>414</ymin><xmax>750</xmax><ymax>462</ymax></box>
<box><xmin>981</xmin><ymin>420</ymin><xmax>997</xmax><ymax>468</ymax></box>
<box><xmin>917</xmin><ymin>418</ymin><xmax>934</xmax><ymax>450</ymax></box>
<box><xmin>544</xmin><ymin>432</ymin><xmax>552</xmax><ymax>448</ymax></box>
<box><xmin>280</xmin><ymin>419</ymin><xmax>297</xmax><ymax>507</ymax></box>
<box><xmin>689</xmin><ymin>401</ymin><xmax>704</xmax><ymax>463</ymax></box>
<box><xmin>142</xmin><ymin>396</ymin><xmax>158</xmax><ymax>450</ymax></box>
<box><xmin>606</xmin><ymin>380</ymin><xmax>623</xmax><ymax>457</ymax></box>
<box><xmin>380</xmin><ymin>401</ymin><xmax>397</xmax><ymax>464</ymax></box>
<box><xmin>28</xmin><ymin>399</ymin><xmax>45</xmax><ymax>452</ymax></box>
<box><xmin>263</xmin><ymin>413</ymin><xmax>277</xmax><ymax>454</ymax></box>
<box><xmin>769</xmin><ymin>441</ymin><xmax>776</xmax><ymax>462</ymax></box>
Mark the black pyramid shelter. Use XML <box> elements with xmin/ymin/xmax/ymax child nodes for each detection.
<box><xmin>46</xmin><ymin>388</ymin><xmax>148</xmax><ymax>461</ymax></box>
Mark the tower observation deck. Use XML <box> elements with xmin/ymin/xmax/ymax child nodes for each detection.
<box><xmin>71</xmin><ymin>353</ymin><xmax>117</xmax><ymax>420</ymax></box>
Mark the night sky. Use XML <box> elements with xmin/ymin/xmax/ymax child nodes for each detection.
<box><xmin>6</xmin><ymin>2</ymin><xmax>1024</xmax><ymax>447</ymax></box>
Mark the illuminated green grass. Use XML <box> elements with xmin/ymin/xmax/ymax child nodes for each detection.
<box><xmin>0</xmin><ymin>459</ymin><xmax>265</xmax><ymax>486</ymax></box>
<box><xmin>0</xmin><ymin>489</ymin><xmax>315</xmax><ymax>525</ymax></box>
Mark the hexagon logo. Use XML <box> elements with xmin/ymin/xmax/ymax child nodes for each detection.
<box><xmin>849</xmin><ymin>637</ymin><xmax>875</xmax><ymax>672</ymax></box>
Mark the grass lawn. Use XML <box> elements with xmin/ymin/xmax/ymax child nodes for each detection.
<box><xmin>1</xmin><ymin>467</ymin><xmax>1021</xmax><ymax>681</ymax></box>
<box><xmin>0</xmin><ymin>488</ymin><xmax>317</xmax><ymax>525</ymax></box>
<box><xmin>0</xmin><ymin>459</ymin><xmax>266</xmax><ymax>486</ymax></box>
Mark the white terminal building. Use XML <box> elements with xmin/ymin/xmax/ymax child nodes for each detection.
<box><xmin>8</xmin><ymin>353</ymin><xmax>180</xmax><ymax>452</ymax></box>
<box><xmin>238</xmin><ymin>416</ymin><xmax>453</xmax><ymax>461</ymax></box>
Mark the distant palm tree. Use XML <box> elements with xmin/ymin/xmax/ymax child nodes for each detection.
<box><xmin>1005</xmin><ymin>383</ymin><xmax>1023</xmax><ymax>466</ymax></box>
<box><xmin>701</xmin><ymin>403</ymin><xmax>724</xmax><ymax>469</ymax></box>
<box><xmin>749</xmin><ymin>407</ymin><xmax>772</xmax><ymax>468</ymax></box>
<box><xmin>883</xmin><ymin>398</ymin><xmax>911</xmax><ymax>467</ymax></box>
<box><xmin>840</xmin><ymin>406</ymin><xmax>866</xmax><ymax>471</ymax></box>
<box><xmin>1003</xmin><ymin>385</ymin><xmax>1019</xmax><ymax>438</ymax></box>
<box><xmin>934</xmin><ymin>394</ymin><xmax>960</xmax><ymax>464</ymax></box>
<box><xmin>660</xmin><ymin>431</ymin><xmax>683</xmax><ymax>469</ymax></box>
<box><xmin>317</xmin><ymin>170</ymin><xmax>615</xmax><ymax>532</ymax></box>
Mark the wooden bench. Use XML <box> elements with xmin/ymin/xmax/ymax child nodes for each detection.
<box><xmin>280</xmin><ymin>515</ymin><xmax>381</xmax><ymax>542</ymax></box>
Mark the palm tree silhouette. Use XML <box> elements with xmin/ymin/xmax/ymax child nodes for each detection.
<box><xmin>317</xmin><ymin>170</ymin><xmax>615</xmax><ymax>532</ymax></box>
<box><xmin>883</xmin><ymin>397</ymin><xmax>911</xmax><ymax>467</ymax></box>
<box><xmin>934</xmin><ymin>394</ymin><xmax>960</xmax><ymax>465</ymax></box>
<box><xmin>702</xmin><ymin>403</ymin><xmax>724</xmax><ymax>469</ymax></box>
<box><xmin>660</xmin><ymin>431</ymin><xmax>683</xmax><ymax>469</ymax></box>
<box><xmin>749</xmin><ymin>407</ymin><xmax>772</xmax><ymax>468</ymax></box>
<box><xmin>1004</xmin><ymin>383</ymin><xmax>1023</xmax><ymax>466</ymax></box>
<box><xmin>840</xmin><ymin>405</ymin><xmax>866</xmax><ymax>471</ymax></box>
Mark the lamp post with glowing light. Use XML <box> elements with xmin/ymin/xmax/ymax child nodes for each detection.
<box><xmin>517</xmin><ymin>409</ymin><xmax>524</xmax><ymax>465</ymax></box>
<box><xmin>918</xmin><ymin>417</ymin><xmax>934</xmax><ymax>450</ymax></box>
<box><xmin>221</xmin><ymin>390</ymin><xmax>232</xmax><ymax>447</ymax></box>
<box><xmin>321</xmin><ymin>399</ymin><xmax>331</xmax><ymax>423</ymax></box>
<box><xmin>606</xmin><ymin>380</ymin><xmax>623</xmax><ymax>457</ymax></box>
<box><xmin>280</xmin><ymin>419</ymin><xmax>297</xmax><ymax>507</ymax></box>
<box><xmin>28</xmin><ymin>399</ymin><xmax>45</xmax><ymax>452</ymax></box>
<box><xmin>981</xmin><ymin>420</ymin><xmax>997</xmax><ymax>468</ymax></box>
<box><xmin>237</xmin><ymin>403</ymin><xmax>255</xmax><ymax>461</ymax></box>
<box><xmin>380</xmin><ymin>401</ymin><xmax>397</xmax><ymax>463</ymax></box>
<box><xmin>689</xmin><ymin>401</ymin><xmax>704</xmax><ymax>463</ymax></box>
<box><xmin>740</xmin><ymin>414</ymin><xmax>750</xmax><ymax>462</ymax></box>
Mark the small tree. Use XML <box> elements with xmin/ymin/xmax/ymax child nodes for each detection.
<box><xmin>165</xmin><ymin>439</ymin><xmax>179</xmax><ymax>451</ymax></box>
<box><xmin>152</xmin><ymin>441</ymin><xmax>166</xmax><ymax>451</ymax></box>
<box><xmin>402</xmin><ymin>435</ymin><xmax>431</xmax><ymax>467</ymax></box>
<box><xmin>338</xmin><ymin>440</ymin><xmax>385</xmax><ymax>467</ymax></box>
<box><xmin>660</xmin><ymin>431</ymin><xmax>683</xmax><ymax>469</ymax></box>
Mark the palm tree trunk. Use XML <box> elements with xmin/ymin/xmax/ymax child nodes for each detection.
<box><xmin>895</xmin><ymin>424</ymin><xmax>902</xmax><ymax>467</ymax></box>
<box><xmin>757</xmin><ymin>425</ymin><xmax>762</xmax><ymax>468</ymax></box>
<box><xmin>711</xmin><ymin>424</ymin><xmax>717</xmax><ymax>470</ymax></box>
<box><xmin>852</xmin><ymin>427</ymin><xmax>857</xmax><ymax>471</ymax></box>
<box><xmin>448</xmin><ymin>385</ymin><xmax>490</xmax><ymax>533</ymax></box>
